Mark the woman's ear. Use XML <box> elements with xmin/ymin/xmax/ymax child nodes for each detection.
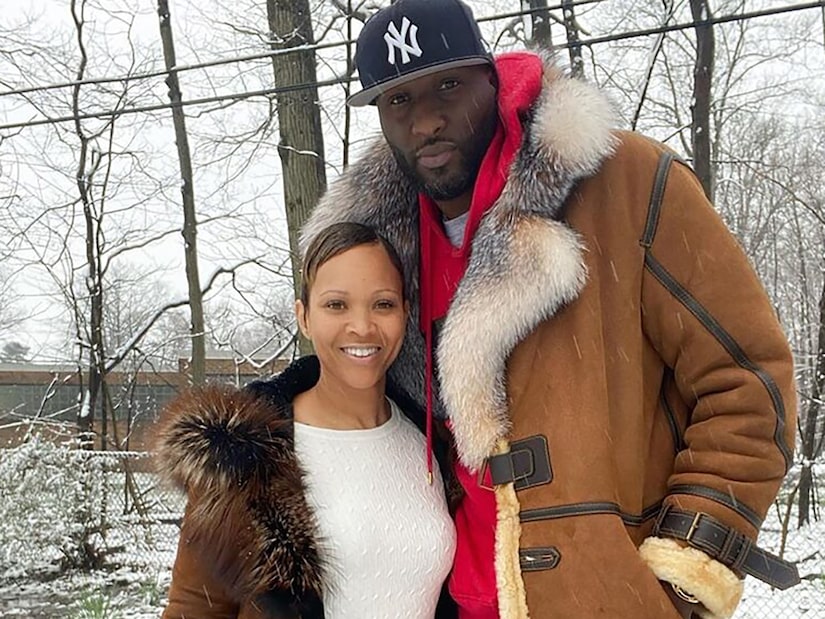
<box><xmin>295</xmin><ymin>299</ymin><xmax>311</xmax><ymax>339</ymax></box>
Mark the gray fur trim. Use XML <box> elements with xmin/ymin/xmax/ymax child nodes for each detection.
<box><xmin>301</xmin><ymin>53</ymin><xmax>617</xmax><ymax>465</ymax></box>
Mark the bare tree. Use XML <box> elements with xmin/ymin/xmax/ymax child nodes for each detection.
<box><xmin>266</xmin><ymin>0</ymin><xmax>328</xmax><ymax>354</ymax></box>
<box><xmin>157</xmin><ymin>0</ymin><xmax>206</xmax><ymax>384</ymax></box>
<box><xmin>777</xmin><ymin>132</ymin><xmax>825</xmax><ymax>527</ymax></box>
<box><xmin>0</xmin><ymin>341</ymin><xmax>30</xmax><ymax>363</ymax></box>
<box><xmin>718</xmin><ymin>115</ymin><xmax>825</xmax><ymax>527</ymax></box>
<box><xmin>561</xmin><ymin>0</ymin><xmax>584</xmax><ymax>77</ymax></box>
<box><xmin>69</xmin><ymin>0</ymin><xmax>106</xmax><ymax>447</ymax></box>
<box><xmin>799</xmin><ymin>253</ymin><xmax>825</xmax><ymax>526</ymax></box>
<box><xmin>521</xmin><ymin>0</ymin><xmax>554</xmax><ymax>48</ymax></box>
<box><xmin>0</xmin><ymin>266</ymin><xmax>24</xmax><ymax>342</ymax></box>
<box><xmin>1</xmin><ymin>0</ymin><xmax>215</xmax><ymax>448</ymax></box>
<box><xmin>100</xmin><ymin>262</ymin><xmax>189</xmax><ymax>371</ymax></box>
<box><xmin>690</xmin><ymin>0</ymin><xmax>715</xmax><ymax>199</ymax></box>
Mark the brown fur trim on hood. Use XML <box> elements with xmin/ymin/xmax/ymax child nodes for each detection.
<box><xmin>154</xmin><ymin>384</ymin><xmax>325</xmax><ymax>616</ymax></box>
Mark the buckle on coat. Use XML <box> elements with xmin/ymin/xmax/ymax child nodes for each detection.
<box><xmin>653</xmin><ymin>505</ymin><xmax>800</xmax><ymax>590</ymax></box>
<box><xmin>484</xmin><ymin>435</ymin><xmax>553</xmax><ymax>491</ymax></box>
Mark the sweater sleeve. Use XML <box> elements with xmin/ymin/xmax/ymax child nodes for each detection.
<box><xmin>638</xmin><ymin>155</ymin><xmax>797</xmax><ymax>618</ymax></box>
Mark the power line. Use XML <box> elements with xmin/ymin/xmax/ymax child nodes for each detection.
<box><xmin>0</xmin><ymin>0</ymin><xmax>604</xmax><ymax>101</ymax></box>
<box><xmin>0</xmin><ymin>37</ymin><xmax>348</xmax><ymax>99</ymax></box>
<box><xmin>0</xmin><ymin>1</ymin><xmax>821</xmax><ymax>133</ymax></box>
<box><xmin>0</xmin><ymin>75</ymin><xmax>354</xmax><ymax>131</ymax></box>
<box><xmin>476</xmin><ymin>0</ymin><xmax>603</xmax><ymax>24</ymax></box>
<box><xmin>568</xmin><ymin>1</ymin><xmax>825</xmax><ymax>48</ymax></box>
<box><xmin>0</xmin><ymin>0</ymin><xmax>809</xmax><ymax>105</ymax></box>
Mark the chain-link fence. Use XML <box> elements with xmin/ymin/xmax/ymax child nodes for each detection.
<box><xmin>0</xmin><ymin>442</ymin><xmax>184</xmax><ymax>577</ymax></box>
<box><xmin>94</xmin><ymin>450</ymin><xmax>185</xmax><ymax>572</ymax></box>
<box><xmin>733</xmin><ymin>474</ymin><xmax>825</xmax><ymax>618</ymax></box>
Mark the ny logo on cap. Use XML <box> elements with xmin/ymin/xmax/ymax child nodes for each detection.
<box><xmin>384</xmin><ymin>16</ymin><xmax>422</xmax><ymax>65</ymax></box>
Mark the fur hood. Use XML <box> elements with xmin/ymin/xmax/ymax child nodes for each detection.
<box><xmin>154</xmin><ymin>357</ymin><xmax>325</xmax><ymax>617</ymax></box>
<box><xmin>301</xmin><ymin>52</ymin><xmax>617</xmax><ymax>470</ymax></box>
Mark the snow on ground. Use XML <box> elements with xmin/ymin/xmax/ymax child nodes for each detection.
<box><xmin>1</xmin><ymin>515</ymin><xmax>821</xmax><ymax>618</ymax></box>
<box><xmin>0</xmin><ymin>443</ymin><xmax>822</xmax><ymax>617</ymax></box>
<box><xmin>0</xmin><ymin>567</ymin><xmax>169</xmax><ymax>618</ymax></box>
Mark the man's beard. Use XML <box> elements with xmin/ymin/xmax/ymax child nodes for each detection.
<box><xmin>390</xmin><ymin>107</ymin><xmax>499</xmax><ymax>202</ymax></box>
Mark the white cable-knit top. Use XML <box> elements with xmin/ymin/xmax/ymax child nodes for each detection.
<box><xmin>293</xmin><ymin>399</ymin><xmax>456</xmax><ymax>619</ymax></box>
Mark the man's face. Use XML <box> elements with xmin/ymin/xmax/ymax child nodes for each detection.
<box><xmin>375</xmin><ymin>65</ymin><xmax>498</xmax><ymax>202</ymax></box>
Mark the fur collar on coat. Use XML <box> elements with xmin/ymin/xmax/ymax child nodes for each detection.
<box><xmin>155</xmin><ymin>356</ymin><xmax>326</xmax><ymax>618</ymax></box>
<box><xmin>300</xmin><ymin>53</ymin><xmax>618</xmax><ymax>470</ymax></box>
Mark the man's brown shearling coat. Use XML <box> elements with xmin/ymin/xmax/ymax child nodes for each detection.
<box><xmin>301</xmin><ymin>55</ymin><xmax>796</xmax><ymax>619</ymax></box>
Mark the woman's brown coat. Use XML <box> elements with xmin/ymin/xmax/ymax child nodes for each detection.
<box><xmin>156</xmin><ymin>357</ymin><xmax>457</xmax><ymax>619</ymax></box>
<box><xmin>156</xmin><ymin>358</ymin><xmax>326</xmax><ymax>619</ymax></box>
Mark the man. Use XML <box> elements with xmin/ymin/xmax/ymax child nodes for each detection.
<box><xmin>301</xmin><ymin>0</ymin><xmax>800</xmax><ymax>618</ymax></box>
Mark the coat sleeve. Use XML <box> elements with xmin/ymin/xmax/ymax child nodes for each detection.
<box><xmin>637</xmin><ymin>155</ymin><xmax>797</xmax><ymax>618</ymax></box>
<box><xmin>162</xmin><ymin>503</ymin><xmax>242</xmax><ymax>619</ymax></box>
<box><xmin>153</xmin><ymin>384</ymin><xmax>326</xmax><ymax>619</ymax></box>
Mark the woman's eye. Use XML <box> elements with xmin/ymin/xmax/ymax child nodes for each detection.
<box><xmin>439</xmin><ymin>79</ymin><xmax>460</xmax><ymax>91</ymax></box>
<box><xmin>325</xmin><ymin>300</ymin><xmax>345</xmax><ymax>310</ymax></box>
<box><xmin>375</xmin><ymin>300</ymin><xmax>397</xmax><ymax>310</ymax></box>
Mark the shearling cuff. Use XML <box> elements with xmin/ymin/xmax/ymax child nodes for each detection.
<box><xmin>639</xmin><ymin>536</ymin><xmax>744</xmax><ymax>619</ymax></box>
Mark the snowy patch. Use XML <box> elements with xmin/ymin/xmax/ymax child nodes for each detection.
<box><xmin>0</xmin><ymin>439</ymin><xmax>821</xmax><ymax>617</ymax></box>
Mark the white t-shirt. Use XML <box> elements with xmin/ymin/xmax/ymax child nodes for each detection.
<box><xmin>293</xmin><ymin>400</ymin><xmax>456</xmax><ymax>619</ymax></box>
<box><xmin>443</xmin><ymin>210</ymin><xmax>470</xmax><ymax>248</ymax></box>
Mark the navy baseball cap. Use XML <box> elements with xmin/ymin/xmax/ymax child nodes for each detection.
<box><xmin>347</xmin><ymin>0</ymin><xmax>494</xmax><ymax>107</ymax></box>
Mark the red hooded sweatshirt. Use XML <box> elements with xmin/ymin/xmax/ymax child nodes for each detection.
<box><xmin>417</xmin><ymin>52</ymin><xmax>545</xmax><ymax>619</ymax></box>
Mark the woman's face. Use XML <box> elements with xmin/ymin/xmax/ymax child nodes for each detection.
<box><xmin>296</xmin><ymin>242</ymin><xmax>407</xmax><ymax>393</ymax></box>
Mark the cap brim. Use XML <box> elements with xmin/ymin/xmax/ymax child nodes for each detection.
<box><xmin>347</xmin><ymin>56</ymin><xmax>493</xmax><ymax>107</ymax></box>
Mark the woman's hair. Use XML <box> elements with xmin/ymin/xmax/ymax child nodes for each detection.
<box><xmin>300</xmin><ymin>222</ymin><xmax>407</xmax><ymax>306</ymax></box>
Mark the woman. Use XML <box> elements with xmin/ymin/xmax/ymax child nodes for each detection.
<box><xmin>155</xmin><ymin>222</ymin><xmax>457</xmax><ymax>619</ymax></box>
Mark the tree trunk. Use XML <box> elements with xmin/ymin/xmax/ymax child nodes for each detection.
<box><xmin>798</xmin><ymin>258</ymin><xmax>825</xmax><ymax>526</ymax></box>
<box><xmin>70</xmin><ymin>0</ymin><xmax>97</xmax><ymax>449</ymax></box>
<box><xmin>157</xmin><ymin>0</ymin><xmax>205</xmax><ymax>384</ymax></box>
<box><xmin>343</xmin><ymin>0</ymin><xmax>354</xmax><ymax>169</ymax></box>
<box><xmin>690</xmin><ymin>0</ymin><xmax>715</xmax><ymax>200</ymax></box>
<box><xmin>267</xmin><ymin>0</ymin><xmax>327</xmax><ymax>356</ymax></box>
<box><xmin>524</xmin><ymin>0</ymin><xmax>553</xmax><ymax>48</ymax></box>
<box><xmin>562</xmin><ymin>0</ymin><xmax>583</xmax><ymax>77</ymax></box>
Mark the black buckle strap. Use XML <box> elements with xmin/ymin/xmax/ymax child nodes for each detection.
<box><xmin>640</xmin><ymin>151</ymin><xmax>675</xmax><ymax>248</ymax></box>
<box><xmin>485</xmin><ymin>435</ymin><xmax>552</xmax><ymax>491</ymax></box>
<box><xmin>653</xmin><ymin>506</ymin><xmax>800</xmax><ymax>590</ymax></box>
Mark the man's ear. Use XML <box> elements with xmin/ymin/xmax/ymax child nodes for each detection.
<box><xmin>486</xmin><ymin>65</ymin><xmax>499</xmax><ymax>89</ymax></box>
<box><xmin>295</xmin><ymin>299</ymin><xmax>311</xmax><ymax>339</ymax></box>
